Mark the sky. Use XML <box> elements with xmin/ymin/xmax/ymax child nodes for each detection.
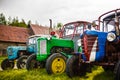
<box><xmin>0</xmin><ymin>0</ymin><xmax>120</xmax><ymax>26</ymax></box>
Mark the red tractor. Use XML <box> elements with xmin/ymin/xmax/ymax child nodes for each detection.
<box><xmin>66</xmin><ymin>8</ymin><xmax>120</xmax><ymax>80</ymax></box>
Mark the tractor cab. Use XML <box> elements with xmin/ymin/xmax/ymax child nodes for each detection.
<box><xmin>60</xmin><ymin>21</ymin><xmax>91</xmax><ymax>52</ymax></box>
<box><xmin>60</xmin><ymin>21</ymin><xmax>90</xmax><ymax>39</ymax></box>
<box><xmin>27</xmin><ymin>35</ymin><xmax>46</xmax><ymax>53</ymax></box>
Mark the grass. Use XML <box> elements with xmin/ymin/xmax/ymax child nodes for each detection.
<box><xmin>0</xmin><ymin>56</ymin><xmax>7</xmax><ymax>64</ymax></box>
<box><xmin>0</xmin><ymin>56</ymin><xmax>115</xmax><ymax>80</ymax></box>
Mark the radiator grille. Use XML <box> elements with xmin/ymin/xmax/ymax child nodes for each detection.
<box><xmin>81</xmin><ymin>35</ymin><xmax>98</xmax><ymax>60</ymax></box>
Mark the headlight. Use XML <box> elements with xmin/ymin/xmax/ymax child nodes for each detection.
<box><xmin>77</xmin><ymin>39</ymin><xmax>81</xmax><ymax>46</ymax></box>
<box><xmin>107</xmin><ymin>32</ymin><xmax>116</xmax><ymax>42</ymax></box>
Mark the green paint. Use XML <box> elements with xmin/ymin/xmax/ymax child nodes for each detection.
<box><xmin>36</xmin><ymin>36</ymin><xmax>74</xmax><ymax>61</ymax></box>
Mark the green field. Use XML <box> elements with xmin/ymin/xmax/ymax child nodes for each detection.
<box><xmin>0</xmin><ymin>56</ymin><xmax>114</xmax><ymax>80</ymax></box>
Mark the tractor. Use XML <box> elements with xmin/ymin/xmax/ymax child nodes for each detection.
<box><xmin>66</xmin><ymin>9</ymin><xmax>120</xmax><ymax>80</ymax></box>
<box><xmin>26</xmin><ymin>21</ymin><xmax>91</xmax><ymax>74</ymax></box>
<box><xmin>1</xmin><ymin>35</ymin><xmax>41</xmax><ymax>70</ymax></box>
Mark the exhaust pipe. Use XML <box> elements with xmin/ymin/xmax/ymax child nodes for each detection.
<box><xmin>49</xmin><ymin>19</ymin><xmax>52</xmax><ymax>34</ymax></box>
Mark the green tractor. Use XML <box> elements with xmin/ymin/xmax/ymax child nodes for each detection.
<box><xmin>26</xmin><ymin>21</ymin><xmax>90</xmax><ymax>74</ymax></box>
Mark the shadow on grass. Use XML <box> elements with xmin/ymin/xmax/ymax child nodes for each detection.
<box><xmin>92</xmin><ymin>71</ymin><xmax>115</xmax><ymax>80</ymax></box>
<box><xmin>78</xmin><ymin>66</ymin><xmax>115</xmax><ymax>80</ymax></box>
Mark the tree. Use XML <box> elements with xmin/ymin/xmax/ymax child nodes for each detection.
<box><xmin>0</xmin><ymin>13</ymin><xmax>7</xmax><ymax>25</ymax></box>
<box><xmin>18</xmin><ymin>19</ymin><xmax>27</xmax><ymax>28</ymax></box>
<box><xmin>0</xmin><ymin>13</ymin><xmax>31</xmax><ymax>28</ymax></box>
<box><xmin>56</xmin><ymin>23</ymin><xmax>63</xmax><ymax>30</ymax></box>
<box><xmin>9</xmin><ymin>17</ymin><xmax>27</xmax><ymax>28</ymax></box>
<box><xmin>9</xmin><ymin>17</ymin><xmax>19</xmax><ymax>26</ymax></box>
<box><xmin>27</xmin><ymin>20</ymin><xmax>32</xmax><ymax>25</ymax></box>
<box><xmin>8</xmin><ymin>16</ymin><xmax>12</xmax><ymax>25</ymax></box>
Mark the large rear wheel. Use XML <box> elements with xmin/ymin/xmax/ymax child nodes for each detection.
<box><xmin>26</xmin><ymin>54</ymin><xmax>38</xmax><ymax>70</ymax></box>
<box><xmin>66</xmin><ymin>55</ymin><xmax>87</xmax><ymax>77</ymax></box>
<box><xmin>17</xmin><ymin>55</ymin><xmax>28</xmax><ymax>69</ymax></box>
<box><xmin>26</xmin><ymin>54</ymin><xmax>44</xmax><ymax>70</ymax></box>
<box><xmin>115</xmin><ymin>61</ymin><xmax>120</xmax><ymax>80</ymax></box>
<box><xmin>46</xmin><ymin>53</ymin><xmax>67</xmax><ymax>74</ymax></box>
<box><xmin>1</xmin><ymin>59</ymin><xmax>14</xmax><ymax>70</ymax></box>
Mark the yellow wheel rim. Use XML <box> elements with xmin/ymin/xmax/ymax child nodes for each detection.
<box><xmin>52</xmin><ymin>57</ymin><xmax>66</xmax><ymax>74</ymax></box>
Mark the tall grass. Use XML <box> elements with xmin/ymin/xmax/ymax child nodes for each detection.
<box><xmin>0</xmin><ymin>66</ymin><xmax>114</xmax><ymax>80</ymax></box>
<box><xmin>0</xmin><ymin>56</ymin><xmax>115</xmax><ymax>80</ymax></box>
<box><xmin>0</xmin><ymin>56</ymin><xmax>7</xmax><ymax>64</ymax></box>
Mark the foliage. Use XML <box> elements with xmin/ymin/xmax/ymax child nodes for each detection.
<box><xmin>0</xmin><ymin>56</ymin><xmax>7</xmax><ymax>64</ymax></box>
<box><xmin>0</xmin><ymin>13</ymin><xmax>7</xmax><ymax>25</ymax></box>
<box><xmin>8</xmin><ymin>17</ymin><xmax>27</xmax><ymax>28</ymax></box>
<box><xmin>0</xmin><ymin>13</ymin><xmax>32</xmax><ymax>28</ymax></box>
<box><xmin>54</xmin><ymin>23</ymin><xmax>63</xmax><ymax>30</ymax></box>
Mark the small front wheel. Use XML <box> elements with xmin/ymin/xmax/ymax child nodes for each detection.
<box><xmin>1</xmin><ymin>59</ymin><xmax>14</xmax><ymax>70</ymax></box>
<box><xmin>17</xmin><ymin>55</ymin><xmax>28</xmax><ymax>69</ymax></box>
<box><xmin>46</xmin><ymin>53</ymin><xmax>67</xmax><ymax>74</ymax></box>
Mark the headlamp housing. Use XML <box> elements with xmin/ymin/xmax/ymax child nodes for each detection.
<box><xmin>107</xmin><ymin>32</ymin><xmax>116</xmax><ymax>42</ymax></box>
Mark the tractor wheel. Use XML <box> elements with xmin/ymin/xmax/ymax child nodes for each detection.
<box><xmin>26</xmin><ymin>54</ymin><xmax>37</xmax><ymax>70</ymax></box>
<box><xmin>66</xmin><ymin>55</ymin><xmax>87</xmax><ymax>77</ymax></box>
<box><xmin>46</xmin><ymin>53</ymin><xmax>67</xmax><ymax>74</ymax></box>
<box><xmin>26</xmin><ymin>54</ymin><xmax>44</xmax><ymax>70</ymax></box>
<box><xmin>115</xmin><ymin>61</ymin><xmax>120</xmax><ymax>80</ymax></box>
<box><xmin>1</xmin><ymin>59</ymin><xmax>14</xmax><ymax>70</ymax></box>
<box><xmin>17</xmin><ymin>55</ymin><xmax>28</xmax><ymax>69</ymax></box>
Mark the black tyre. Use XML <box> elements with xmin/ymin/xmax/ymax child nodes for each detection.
<box><xmin>17</xmin><ymin>55</ymin><xmax>28</xmax><ymax>69</ymax></box>
<box><xmin>66</xmin><ymin>55</ymin><xmax>87</xmax><ymax>77</ymax></box>
<box><xmin>1</xmin><ymin>59</ymin><xmax>14</xmax><ymax>70</ymax></box>
<box><xmin>26</xmin><ymin>54</ymin><xmax>37</xmax><ymax>70</ymax></box>
<box><xmin>115</xmin><ymin>61</ymin><xmax>120</xmax><ymax>80</ymax></box>
<box><xmin>46</xmin><ymin>53</ymin><xmax>67</xmax><ymax>74</ymax></box>
<box><xmin>26</xmin><ymin>54</ymin><xmax>44</xmax><ymax>70</ymax></box>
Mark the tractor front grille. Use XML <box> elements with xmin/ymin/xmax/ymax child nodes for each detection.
<box><xmin>81</xmin><ymin>35</ymin><xmax>98</xmax><ymax>60</ymax></box>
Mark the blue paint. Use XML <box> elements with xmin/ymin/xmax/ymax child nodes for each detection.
<box><xmin>7</xmin><ymin>36</ymin><xmax>39</xmax><ymax>60</ymax></box>
<box><xmin>8</xmin><ymin>46</ymin><xmax>26</xmax><ymax>60</ymax></box>
<box><xmin>81</xmin><ymin>54</ymin><xmax>87</xmax><ymax>61</ymax></box>
<box><xmin>27</xmin><ymin>45</ymin><xmax>36</xmax><ymax>53</ymax></box>
<box><xmin>83</xmin><ymin>30</ymin><xmax>107</xmax><ymax>61</ymax></box>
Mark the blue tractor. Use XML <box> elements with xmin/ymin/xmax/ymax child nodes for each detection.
<box><xmin>1</xmin><ymin>35</ymin><xmax>41</xmax><ymax>70</ymax></box>
<box><xmin>66</xmin><ymin>9</ymin><xmax>120</xmax><ymax>80</ymax></box>
<box><xmin>1</xmin><ymin>46</ymin><xmax>27</xmax><ymax>70</ymax></box>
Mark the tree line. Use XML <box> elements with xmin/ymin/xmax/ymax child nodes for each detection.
<box><xmin>0</xmin><ymin>13</ymin><xmax>31</xmax><ymax>28</ymax></box>
<box><xmin>0</xmin><ymin>13</ymin><xmax>63</xmax><ymax>29</ymax></box>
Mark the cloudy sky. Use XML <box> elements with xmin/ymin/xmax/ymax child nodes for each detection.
<box><xmin>0</xmin><ymin>0</ymin><xmax>120</xmax><ymax>26</ymax></box>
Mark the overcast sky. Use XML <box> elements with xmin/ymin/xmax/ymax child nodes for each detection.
<box><xmin>0</xmin><ymin>0</ymin><xmax>120</xmax><ymax>26</ymax></box>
